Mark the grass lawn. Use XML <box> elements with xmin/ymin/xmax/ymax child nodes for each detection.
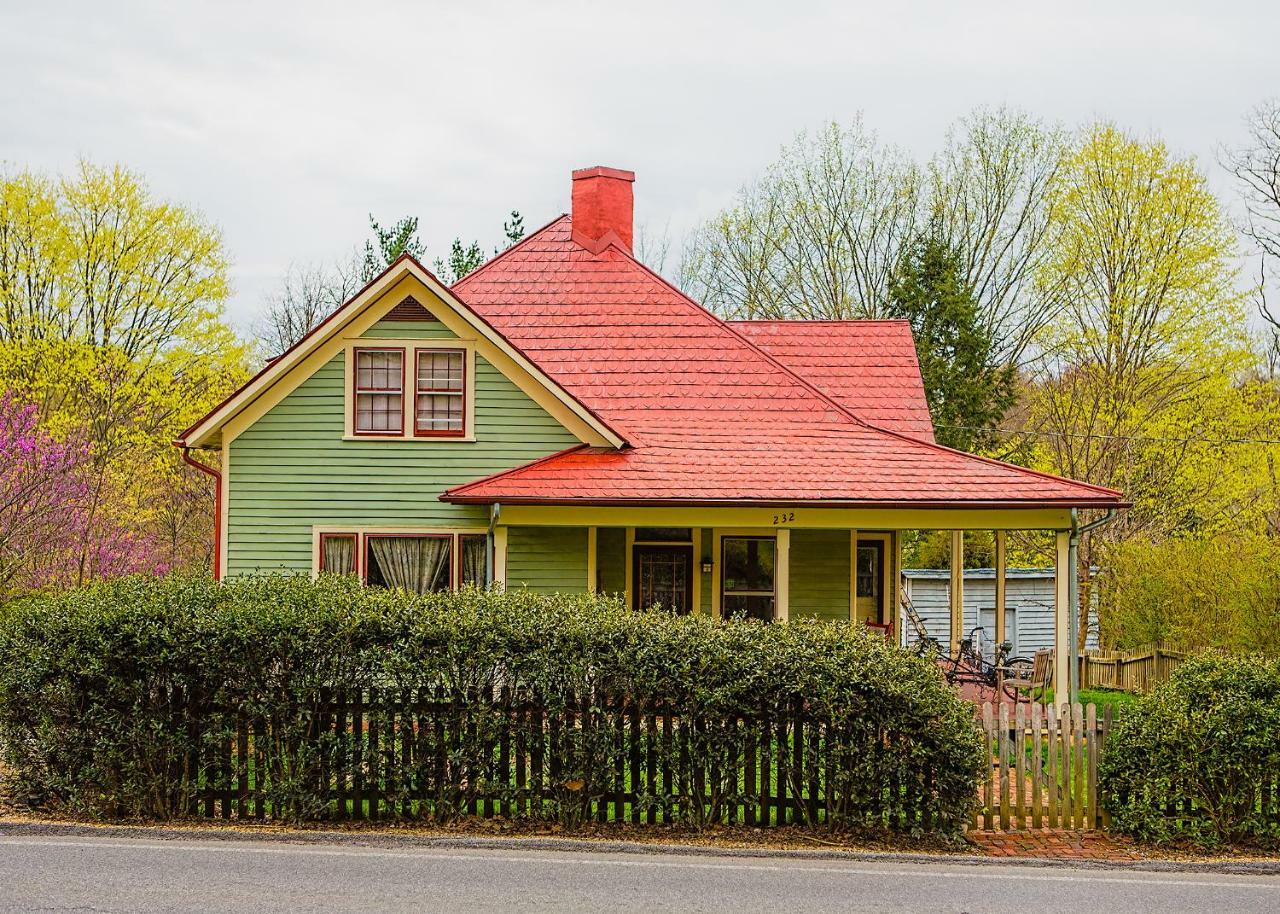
<box><xmin>1036</xmin><ymin>687</ymin><xmax>1138</xmax><ymax>716</ymax></box>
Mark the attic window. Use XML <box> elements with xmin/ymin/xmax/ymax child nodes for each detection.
<box><xmin>414</xmin><ymin>348</ymin><xmax>465</xmax><ymax>437</ymax></box>
<box><xmin>354</xmin><ymin>348</ymin><xmax>404</xmax><ymax>435</ymax></box>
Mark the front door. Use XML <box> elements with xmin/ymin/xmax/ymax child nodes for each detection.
<box><xmin>855</xmin><ymin>539</ymin><xmax>885</xmax><ymax>624</ymax></box>
<box><xmin>633</xmin><ymin>545</ymin><xmax>693</xmax><ymax>614</ymax></box>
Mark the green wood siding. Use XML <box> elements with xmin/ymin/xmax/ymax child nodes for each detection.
<box><xmin>226</xmin><ymin>319</ymin><xmax>580</xmax><ymax>575</ymax></box>
<box><xmin>596</xmin><ymin>528</ymin><xmax>627</xmax><ymax>595</ymax></box>
<box><xmin>507</xmin><ymin>526</ymin><xmax>588</xmax><ymax>593</ymax></box>
<box><xmin>790</xmin><ymin>530</ymin><xmax>851</xmax><ymax>622</ymax></box>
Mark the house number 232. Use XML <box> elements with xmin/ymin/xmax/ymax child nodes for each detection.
<box><xmin>772</xmin><ymin>511</ymin><xmax>795</xmax><ymax>525</ymax></box>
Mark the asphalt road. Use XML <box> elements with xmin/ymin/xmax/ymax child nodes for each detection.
<box><xmin>1</xmin><ymin>834</ymin><xmax>1278</xmax><ymax>914</ymax></box>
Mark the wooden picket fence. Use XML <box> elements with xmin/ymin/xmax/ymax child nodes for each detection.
<box><xmin>976</xmin><ymin>701</ymin><xmax>1112</xmax><ymax>831</ymax></box>
<box><xmin>187</xmin><ymin>688</ymin><xmax>964</xmax><ymax>831</ymax></box>
<box><xmin>1080</xmin><ymin>646</ymin><xmax>1186</xmax><ymax>693</ymax></box>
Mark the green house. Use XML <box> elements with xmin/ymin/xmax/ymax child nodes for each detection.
<box><xmin>178</xmin><ymin>166</ymin><xmax>1124</xmax><ymax>693</ymax></box>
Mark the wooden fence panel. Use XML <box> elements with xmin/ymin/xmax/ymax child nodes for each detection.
<box><xmin>976</xmin><ymin>701</ymin><xmax>1110</xmax><ymax>832</ymax></box>
<box><xmin>181</xmin><ymin>691</ymin><xmax>1263</xmax><ymax>836</ymax></box>
<box><xmin>1080</xmin><ymin>646</ymin><xmax>1186</xmax><ymax>693</ymax></box>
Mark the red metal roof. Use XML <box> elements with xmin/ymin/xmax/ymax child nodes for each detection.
<box><xmin>447</xmin><ymin>216</ymin><xmax>1123</xmax><ymax>508</ymax></box>
<box><xmin>728</xmin><ymin>320</ymin><xmax>935</xmax><ymax>443</ymax></box>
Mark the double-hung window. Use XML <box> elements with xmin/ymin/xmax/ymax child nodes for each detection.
<box><xmin>414</xmin><ymin>348</ymin><xmax>465</xmax><ymax>436</ymax></box>
<box><xmin>354</xmin><ymin>348</ymin><xmax>404</xmax><ymax>435</ymax></box>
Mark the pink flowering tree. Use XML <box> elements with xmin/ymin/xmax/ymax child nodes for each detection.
<box><xmin>0</xmin><ymin>395</ymin><xmax>168</xmax><ymax>594</ymax></box>
<box><xmin>0</xmin><ymin>395</ymin><xmax>92</xmax><ymax>593</ymax></box>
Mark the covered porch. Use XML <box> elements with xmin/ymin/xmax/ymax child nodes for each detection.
<box><xmin>489</xmin><ymin>503</ymin><xmax>1084</xmax><ymax>701</ymax></box>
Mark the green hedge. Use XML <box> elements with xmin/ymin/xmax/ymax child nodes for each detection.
<box><xmin>1099</xmin><ymin>653</ymin><xmax>1280</xmax><ymax>849</ymax></box>
<box><xmin>0</xmin><ymin>575</ymin><xmax>982</xmax><ymax>834</ymax></box>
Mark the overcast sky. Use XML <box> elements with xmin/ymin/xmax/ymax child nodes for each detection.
<box><xmin>3</xmin><ymin>1</ymin><xmax>1277</xmax><ymax>331</ymax></box>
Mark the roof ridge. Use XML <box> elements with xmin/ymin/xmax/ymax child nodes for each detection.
<box><xmin>599</xmin><ymin>241</ymin><xmax>885</xmax><ymax>432</ymax></box>
<box><xmin>453</xmin><ymin>214</ymin><xmax>570</xmax><ymax>291</ymax></box>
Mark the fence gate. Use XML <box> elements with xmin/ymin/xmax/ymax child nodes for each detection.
<box><xmin>976</xmin><ymin>702</ymin><xmax>1111</xmax><ymax>831</ymax></box>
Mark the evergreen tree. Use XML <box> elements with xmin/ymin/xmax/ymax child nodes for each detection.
<box><xmin>886</xmin><ymin>232</ymin><xmax>1016</xmax><ymax>451</ymax></box>
<box><xmin>361</xmin><ymin>215</ymin><xmax>426</xmax><ymax>281</ymax></box>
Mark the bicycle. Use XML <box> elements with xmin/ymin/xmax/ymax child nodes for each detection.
<box><xmin>902</xmin><ymin>593</ymin><xmax>1033</xmax><ymax>702</ymax></box>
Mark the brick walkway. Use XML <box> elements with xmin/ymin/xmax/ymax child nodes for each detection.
<box><xmin>967</xmin><ymin>829</ymin><xmax>1144</xmax><ymax>861</ymax></box>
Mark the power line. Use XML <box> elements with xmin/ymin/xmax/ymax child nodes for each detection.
<box><xmin>935</xmin><ymin>424</ymin><xmax>1280</xmax><ymax>447</ymax></box>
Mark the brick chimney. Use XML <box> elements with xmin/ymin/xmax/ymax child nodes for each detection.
<box><xmin>571</xmin><ymin>166</ymin><xmax>635</xmax><ymax>253</ymax></box>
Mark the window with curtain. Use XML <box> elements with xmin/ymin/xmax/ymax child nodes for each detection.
<box><xmin>354</xmin><ymin>348</ymin><xmax>404</xmax><ymax>434</ymax></box>
<box><xmin>459</xmin><ymin>534</ymin><xmax>489</xmax><ymax>587</ymax></box>
<box><xmin>320</xmin><ymin>533</ymin><xmax>357</xmax><ymax>575</ymax></box>
<box><xmin>365</xmin><ymin>535</ymin><xmax>452</xmax><ymax>593</ymax></box>
<box><xmin>414</xmin><ymin>348</ymin><xmax>465</xmax><ymax>436</ymax></box>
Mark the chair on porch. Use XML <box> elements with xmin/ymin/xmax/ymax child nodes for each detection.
<box><xmin>1002</xmin><ymin>648</ymin><xmax>1054</xmax><ymax>703</ymax></box>
<box><xmin>864</xmin><ymin>621</ymin><xmax>894</xmax><ymax>641</ymax></box>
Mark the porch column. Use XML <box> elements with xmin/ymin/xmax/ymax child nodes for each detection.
<box><xmin>1054</xmin><ymin>530</ymin><xmax>1071</xmax><ymax>705</ymax></box>
<box><xmin>492</xmin><ymin>526</ymin><xmax>508</xmax><ymax>587</ymax></box>
<box><xmin>586</xmin><ymin>526</ymin><xmax>597</xmax><ymax>592</ymax></box>
<box><xmin>994</xmin><ymin>531</ymin><xmax>1007</xmax><ymax>647</ymax></box>
<box><xmin>776</xmin><ymin>528</ymin><xmax>790</xmax><ymax>622</ymax></box>
<box><xmin>949</xmin><ymin>530</ymin><xmax>964</xmax><ymax>653</ymax></box>
<box><xmin>847</xmin><ymin>528</ymin><xmax>859</xmax><ymax>621</ymax></box>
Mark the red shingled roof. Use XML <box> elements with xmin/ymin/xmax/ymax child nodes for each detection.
<box><xmin>446</xmin><ymin>216</ymin><xmax>1123</xmax><ymax>508</ymax></box>
<box><xmin>728</xmin><ymin>320</ymin><xmax>935</xmax><ymax>443</ymax></box>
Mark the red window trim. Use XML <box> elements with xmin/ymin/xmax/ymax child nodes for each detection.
<box><xmin>319</xmin><ymin>531</ymin><xmax>360</xmax><ymax>577</ymax></box>
<box><xmin>413</xmin><ymin>347</ymin><xmax>467</xmax><ymax>439</ymax></box>
<box><xmin>352</xmin><ymin>347</ymin><xmax>406</xmax><ymax>437</ymax></box>
<box><xmin>363</xmin><ymin>532</ymin><xmax>455</xmax><ymax>590</ymax></box>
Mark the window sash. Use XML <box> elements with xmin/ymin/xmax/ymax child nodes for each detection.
<box><xmin>364</xmin><ymin>533</ymin><xmax>453</xmax><ymax>593</ymax></box>
<box><xmin>354</xmin><ymin>348</ymin><xmax>405</xmax><ymax>434</ymax></box>
<box><xmin>319</xmin><ymin>533</ymin><xmax>358</xmax><ymax>575</ymax></box>
<box><xmin>414</xmin><ymin>348</ymin><xmax>465</xmax><ymax>436</ymax></box>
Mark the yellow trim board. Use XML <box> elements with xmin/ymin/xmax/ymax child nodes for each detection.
<box><xmin>498</xmin><ymin>504</ymin><xmax>1074</xmax><ymax>532</ymax></box>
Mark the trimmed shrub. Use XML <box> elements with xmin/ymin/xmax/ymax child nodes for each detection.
<box><xmin>1099</xmin><ymin>653</ymin><xmax>1280</xmax><ymax>849</ymax></box>
<box><xmin>0</xmin><ymin>575</ymin><xmax>982</xmax><ymax>834</ymax></box>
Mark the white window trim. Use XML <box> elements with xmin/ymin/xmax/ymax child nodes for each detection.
<box><xmin>342</xmin><ymin>339</ymin><xmax>477</xmax><ymax>442</ymax></box>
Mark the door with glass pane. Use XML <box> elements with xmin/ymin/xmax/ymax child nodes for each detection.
<box><xmin>855</xmin><ymin>539</ymin><xmax>884</xmax><ymax>624</ymax></box>
<box><xmin>721</xmin><ymin>536</ymin><xmax>776</xmax><ymax>621</ymax></box>
<box><xmin>633</xmin><ymin>545</ymin><xmax>692</xmax><ymax>614</ymax></box>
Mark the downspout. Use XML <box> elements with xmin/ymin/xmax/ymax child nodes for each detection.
<box><xmin>486</xmin><ymin>503</ymin><xmax>501</xmax><ymax>586</ymax></box>
<box><xmin>180</xmin><ymin>446</ymin><xmax>222</xmax><ymax>581</ymax></box>
<box><xmin>1068</xmin><ymin>507</ymin><xmax>1119</xmax><ymax>703</ymax></box>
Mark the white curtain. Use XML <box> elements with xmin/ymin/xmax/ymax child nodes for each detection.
<box><xmin>370</xmin><ymin>536</ymin><xmax>451</xmax><ymax>593</ymax></box>
<box><xmin>322</xmin><ymin>536</ymin><xmax>355</xmax><ymax>575</ymax></box>
<box><xmin>461</xmin><ymin>535</ymin><xmax>488</xmax><ymax>587</ymax></box>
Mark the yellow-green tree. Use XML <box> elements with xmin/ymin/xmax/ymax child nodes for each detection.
<box><xmin>1026</xmin><ymin>124</ymin><xmax>1279</xmax><ymax>643</ymax></box>
<box><xmin>0</xmin><ymin>162</ymin><xmax>248</xmax><ymax>582</ymax></box>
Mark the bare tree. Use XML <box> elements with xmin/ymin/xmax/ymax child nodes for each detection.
<box><xmin>634</xmin><ymin>221</ymin><xmax>674</xmax><ymax>278</ymax></box>
<box><xmin>254</xmin><ymin>256</ymin><xmax>361</xmax><ymax>357</ymax></box>
<box><xmin>682</xmin><ymin>118</ymin><xmax>921</xmax><ymax>319</ymax></box>
<box><xmin>1223</xmin><ymin>98</ymin><xmax>1280</xmax><ymax>364</ymax></box>
<box><xmin>928</xmin><ymin>107</ymin><xmax>1067</xmax><ymax>368</ymax></box>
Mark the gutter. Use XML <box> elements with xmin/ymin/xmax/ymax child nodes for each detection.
<box><xmin>1067</xmin><ymin>507</ymin><xmax>1119</xmax><ymax>703</ymax></box>
<box><xmin>178</xmin><ymin>445</ymin><xmax>222</xmax><ymax>581</ymax></box>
